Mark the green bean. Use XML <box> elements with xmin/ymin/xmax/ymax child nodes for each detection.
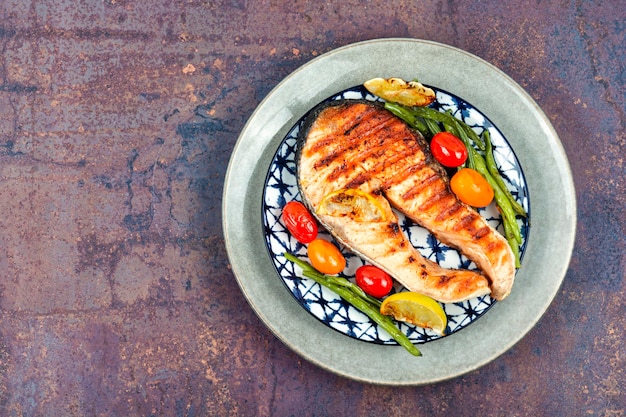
<box><xmin>382</xmin><ymin>102</ymin><xmax>524</xmax><ymax>266</ymax></box>
<box><xmin>451</xmin><ymin>119</ymin><xmax>476</xmax><ymax>170</ymax></box>
<box><xmin>458</xmin><ymin>120</ymin><xmax>485</xmax><ymax>151</ymax></box>
<box><xmin>302</xmin><ymin>271</ymin><xmax>421</xmax><ymax>356</ymax></box>
<box><xmin>471</xmin><ymin>149</ymin><xmax>523</xmax><ymax>246</ymax></box>
<box><xmin>285</xmin><ymin>252</ymin><xmax>315</xmax><ymax>272</ymax></box>
<box><xmin>423</xmin><ymin>117</ymin><xmax>442</xmax><ymax>137</ymax></box>
<box><xmin>482</xmin><ymin>131</ymin><xmax>527</xmax><ymax>217</ymax></box>
<box><xmin>284</xmin><ymin>252</ymin><xmax>421</xmax><ymax>356</ymax></box>
<box><xmin>450</xmin><ymin>120</ymin><xmax>523</xmax><ymax>266</ymax></box>
<box><xmin>443</xmin><ymin>119</ymin><xmax>520</xmax><ymax>244</ymax></box>
<box><xmin>384</xmin><ymin>103</ymin><xmax>428</xmax><ymax>136</ymax></box>
<box><xmin>394</xmin><ymin>104</ymin><xmax>453</xmax><ymax>125</ymax></box>
<box><xmin>283</xmin><ymin>252</ymin><xmax>382</xmax><ymax>307</ymax></box>
<box><xmin>502</xmin><ymin>217</ymin><xmax>522</xmax><ymax>268</ymax></box>
<box><xmin>442</xmin><ymin>120</ymin><xmax>458</xmax><ymax>136</ymax></box>
<box><xmin>390</xmin><ymin>105</ymin><xmax>482</xmax><ymax>149</ymax></box>
<box><xmin>324</xmin><ymin>272</ymin><xmax>383</xmax><ymax>307</ymax></box>
<box><xmin>508</xmin><ymin>238</ymin><xmax>521</xmax><ymax>268</ymax></box>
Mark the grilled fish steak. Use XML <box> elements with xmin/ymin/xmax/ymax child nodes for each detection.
<box><xmin>297</xmin><ymin>100</ymin><xmax>516</xmax><ymax>303</ymax></box>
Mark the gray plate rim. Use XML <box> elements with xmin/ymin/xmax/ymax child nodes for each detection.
<box><xmin>222</xmin><ymin>38</ymin><xmax>577</xmax><ymax>385</ymax></box>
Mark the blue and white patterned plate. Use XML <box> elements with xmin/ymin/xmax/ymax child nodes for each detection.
<box><xmin>262</xmin><ymin>85</ymin><xmax>530</xmax><ymax>346</ymax></box>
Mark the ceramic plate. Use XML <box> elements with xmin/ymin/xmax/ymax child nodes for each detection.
<box><xmin>223</xmin><ymin>39</ymin><xmax>576</xmax><ymax>385</ymax></box>
<box><xmin>261</xmin><ymin>84</ymin><xmax>530</xmax><ymax>345</ymax></box>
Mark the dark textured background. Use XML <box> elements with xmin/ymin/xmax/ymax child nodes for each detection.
<box><xmin>0</xmin><ymin>1</ymin><xmax>624</xmax><ymax>416</ymax></box>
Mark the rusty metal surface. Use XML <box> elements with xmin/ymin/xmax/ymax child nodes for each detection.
<box><xmin>0</xmin><ymin>1</ymin><xmax>623</xmax><ymax>416</ymax></box>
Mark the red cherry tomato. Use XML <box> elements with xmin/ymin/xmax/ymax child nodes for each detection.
<box><xmin>430</xmin><ymin>132</ymin><xmax>468</xmax><ymax>168</ymax></box>
<box><xmin>307</xmin><ymin>239</ymin><xmax>346</xmax><ymax>275</ymax></box>
<box><xmin>355</xmin><ymin>265</ymin><xmax>393</xmax><ymax>298</ymax></box>
<box><xmin>450</xmin><ymin>168</ymin><xmax>494</xmax><ymax>207</ymax></box>
<box><xmin>282</xmin><ymin>201</ymin><xmax>318</xmax><ymax>243</ymax></box>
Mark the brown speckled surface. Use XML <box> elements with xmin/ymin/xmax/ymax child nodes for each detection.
<box><xmin>0</xmin><ymin>1</ymin><xmax>624</xmax><ymax>416</ymax></box>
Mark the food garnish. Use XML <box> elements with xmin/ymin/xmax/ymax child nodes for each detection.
<box><xmin>380</xmin><ymin>292</ymin><xmax>447</xmax><ymax>336</ymax></box>
<box><xmin>282</xmin><ymin>201</ymin><xmax>318</xmax><ymax>243</ymax></box>
<box><xmin>277</xmin><ymin>76</ymin><xmax>529</xmax><ymax>357</ymax></box>
<box><xmin>355</xmin><ymin>265</ymin><xmax>393</xmax><ymax>298</ymax></box>
<box><xmin>429</xmin><ymin>131</ymin><xmax>468</xmax><ymax>168</ymax></box>
<box><xmin>450</xmin><ymin>168</ymin><xmax>495</xmax><ymax>207</ymax></box>
<box><xmin>297</xmin><ymin>100</ymin><xmax>507</xmax><ymax>302</ymax></box>
<box><xmin>306</xmin><ymin>238</ymin><xmax>346</xmax><ymax>275</ymax></box>
<box><xmin>317</xmin><ymin>189</ymin><xmax>387</xmax><ymax>222</ymax></box>
<box><xmin>283</xmin><ymin>252</ymin><xmax>422</xmax><ymax>357</ymax></box>
<box><xmin>363</xmin><ymin>77</ymin><xmax>436</xmax><ymax>107</ymax></box>
<box><xmin>377</xmin><ymin>85</ymin><xmax>526</xmax><ymax>268</ymax></box>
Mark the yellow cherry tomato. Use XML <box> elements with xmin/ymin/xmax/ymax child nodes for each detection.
<box><xmin>450</xmin><ymin>168</ymin><xmax>494</xmax><ymax>208</ymax></box>
<box><xmin>307</xmin><ymin>238</ymin><xmax>346</xmax><ymax>275</ymax></box>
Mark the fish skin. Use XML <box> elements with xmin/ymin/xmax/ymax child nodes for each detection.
<box><xmin>297</xmin><ymin>99</ymin><xmax>516</xmax><ymax>303</ymax></box>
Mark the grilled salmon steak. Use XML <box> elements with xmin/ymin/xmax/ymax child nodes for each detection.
<box><xmin>297</xmin><ymin>100</ymin><xmax>516</xmax><ymax>303</ymax></box>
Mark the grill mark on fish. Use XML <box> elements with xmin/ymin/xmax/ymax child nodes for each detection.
<box><xmin>451</xmin><ymin>212</ymin><xmax>478</xmax><ymax>233</ymax></box>
<box><xmin>345</xmin><ymin>106</ymin><xmax>395</xmax><ymax>136</ymax></box>
<box><xmin>342</xmin><ymin>120</ymin><xmax>361</xmax><ymax>136</ymax></box>
<box><xmin>415</xmin><ymin>187</ymin><xmax>449</xmax><ymax>212</ymax></box>
<box><xmin>341</xmin><ymin>145</ymin><xmax>421</xmax><ymax>187</ymax></box>
<box><xmin>380</xmin><ymin>160</ymin><xmax>427</xmax><ymax>189</ymax></box>
<box><xmin>487</xmin><ymin>239</ymin><xmax>506</xmax><ymax>254</ymax></box>
<box><xmin>396</xmin><ymin>172</ymin><xmax>441</xmax><ymax>201</ymax></box>
<box><xmin>309</xmin><ymin>105</ymin><xmax>391</xmax><ymax>151</ymax></box>
<box><xmin>437</xmin><ymin>275</ymin><xmax>452</xmax><ymax>286</ymax></box>
<box><xmin>311</xmin><ymin>132</ymin><xmax>391</xmax><ymax>171</ymax></box>
<box><xmin>472</xmin><ymin>226</ymin><xmax>491</xmax><ymax>240</ymax></box>
<box><xmin>297</xmin><ymin>99</ymin><xmax>516</xmax><ymax>303</ymax></box>
<box><xmin>387</xmin><ymin>222</ymin><xmax>401</xmax><ymax>236</ymax></box>
<box><xmin>435</xmin><ymin>200</ymin><xmax>464</xmax><ymax>221</ymax></box>
<box><xmin>328</xmin><ymin>145</ymin><xmax>387</xmax><ymax>182</ymax></box>
<box><xmin>314</xmin><ymin>115</ymin><xmax>404</xmax><ymax>176</ymax></box>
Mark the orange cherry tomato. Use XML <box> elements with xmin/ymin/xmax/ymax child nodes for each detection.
<box><xmin>307</xmin><ymin>238</ymin><xmax>346</xmax><ymax>275</ymax></box>
<box><xmin>450</xmin><ymin>168</ymin><xmax>494</xmax><ymax>207</ymax></box>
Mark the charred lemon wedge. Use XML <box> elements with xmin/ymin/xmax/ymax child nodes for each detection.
<box><xmin>380</xmin><ymin>292</ymin><xmax>447</xmax><ymax>335</ymax></box>
<box><xmin>364</xmin><ymin>77</ymin><xmax>436</xmax><ymax>107</ymax></box>
<box><xmin>317</xmin><ymin>189</ymin><xmax>387</xmax><ymax>222</ymax></box>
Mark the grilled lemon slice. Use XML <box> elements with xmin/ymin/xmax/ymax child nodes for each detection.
<box><xmin>364</xmin><ymin>77</ymin><xmax>436</xmax><ymax>107</ymax></box>
<box><xmin>317</xmin><ymin>189</ymin><xmax>387</xmax><ymax>222</ymax></box>
<box><xmin>380</xmin><ymin>292</ymin><xmax>447</xmax><ymax>335</ymax></box>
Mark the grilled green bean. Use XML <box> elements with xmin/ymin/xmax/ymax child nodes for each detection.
<box><xmin>423</xmin><ymin>117</ymin><xmax>442</xmax><ymax>136</ymax></box>
<box><xmin>384</xmin><ymin>102</ymin><xmax>428</xmax><ymax>136</ymax></box>
<box><xmin>302</xmin><ymin>271</ymin><xmax>421</xmax><ymax>356</ymax></box>
<box><xmin>483</xmin><ymin>130</ymin><xmax>527</xmax><ymax>217</ymax></box>
<box><xmin>381</xmin><ymin>101</ymin><xmax>524</xmax><ymax>267</ymax></box>
<box><xmin>502</xmin><ymin>216</ymin><xmax>522</xmax><ymax>268</ymax></box>
<box><xmin>284</xmin><ymin>252</ymin><xmax>421</xmax><ymax>356</ymax></box>
<box><xmin>284</xmin><ymin>252</ymin><xmax>381</xmax><ymax>307</ymax></box>
<box><xmin>450</xmin><ymin>119</ymin><xmax>476</xmax><ymax>170</ymax></box>
<box><xmin>471</xmin><ymin>148</ymin><xmax>523</xmax><ymax>245</ymax></box>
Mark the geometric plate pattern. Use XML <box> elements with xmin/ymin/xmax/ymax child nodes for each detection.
<box><xmin>262</xmin><ymin>85</ymin><xmax>530</xmax><ymax>345</ymax></box>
